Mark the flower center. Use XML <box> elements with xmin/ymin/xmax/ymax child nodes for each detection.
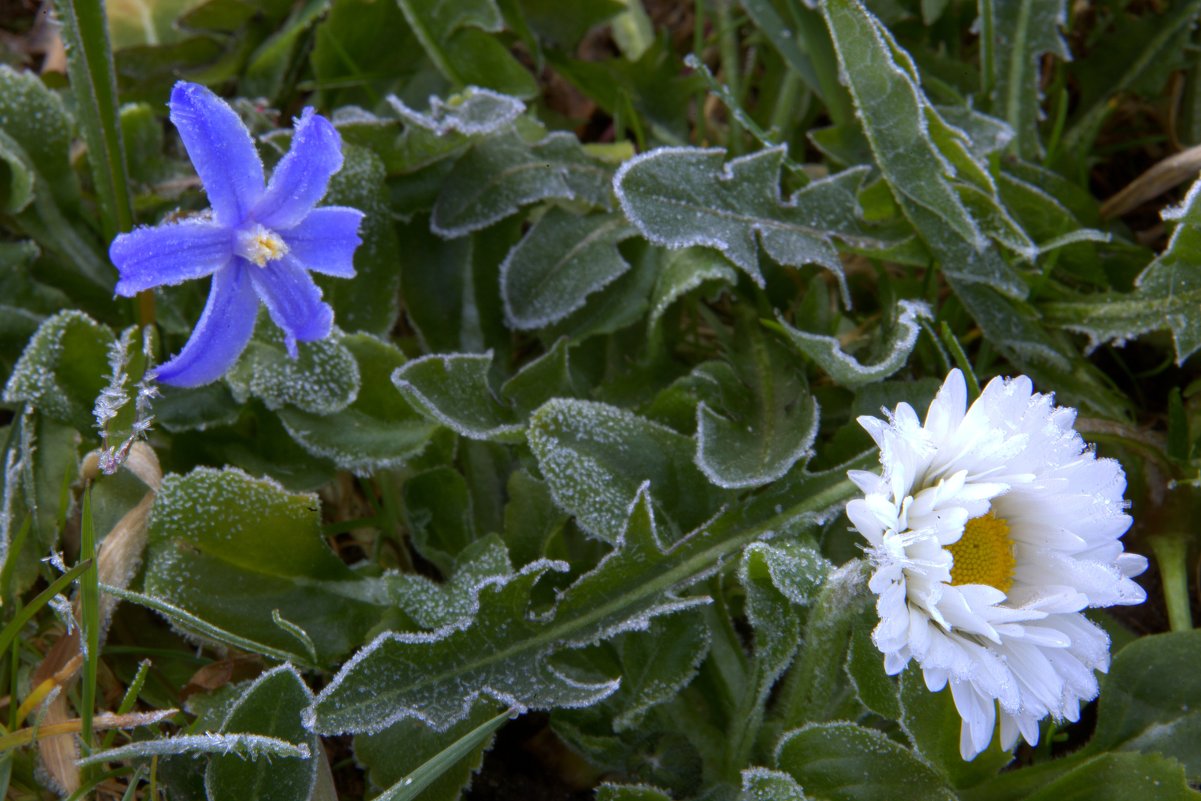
<box><xmin>947</xmin><ymin>512</ymin><xmax>1016</xmax><ymax>592</ymax></box>
<box><xmin>236</xmin><ymin>224</ymin><xmax>289</xmax><ymax>267</ymax></box>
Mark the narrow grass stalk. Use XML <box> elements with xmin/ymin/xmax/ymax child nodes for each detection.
<box><xmin>1150</xmin><ymin>535</ymin><xmax>1194</xmax><ymax>633</ymax></box>
<box><xmin>79</xmin><ymin>487</ymin><xmax>100</xmax><ymax>783</ymax></box>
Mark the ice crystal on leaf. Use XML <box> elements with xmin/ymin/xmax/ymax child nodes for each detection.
<box><xmin>846</xmin><ymin>369</ymin><xmax>1148</xmax><ymax>759</ymax></box>
<box><xmin>109</xmin><ymin>82</ymin><xmax>364</xmax><ymax>387</ymax></box>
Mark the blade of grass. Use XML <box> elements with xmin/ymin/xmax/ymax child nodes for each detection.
<box><xmin>375</xmin><ymin>707</ymin><xmax>514</xmax><ymax>801</ymax></box>
<box><xmin>79</xmin><ymin>486</ymin><xmax>100</xmax><ymax>784</ymax></box>
<box><xmin>0</xmin><ymin>559</ymin><xmax>92</xmax><ymax>664</ymax></box>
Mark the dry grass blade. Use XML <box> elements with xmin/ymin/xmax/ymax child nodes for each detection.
<box><xmin>1100</xmin><ymin>142</ymin><xmax>1201</xmax><ymax>219</ymax></box>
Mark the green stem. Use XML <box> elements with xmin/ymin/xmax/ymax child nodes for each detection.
<box><xmin>716</xmin><ymin>0</ymin><xmax>744</xmax><ymax>154</ymax></box>
<box><xmin>79</xmin><ymin>486</ymin><xmax>100</xmax><ymax>789</ymax></box>
<box><xmin>1150</xmin><ymin>535</ymin><xmax>1194</xmax><ymax>633</ymax></box>
<box><xmin>789</xmin><ymin>1</ymin><xmax>854</xmax><ymax>127</ymax></box>
<box><xmin>768</xmin><ymin>68</ymin><xmax>805</xmax><ymax>141</ymax></box>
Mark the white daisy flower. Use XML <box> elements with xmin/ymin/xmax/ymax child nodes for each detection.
<box><xmin>846</xmin><ymin>369</ymin><xmax>1148</xmax><ymax>760</ymax></box>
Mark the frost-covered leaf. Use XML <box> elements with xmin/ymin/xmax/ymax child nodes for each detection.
<box><xmin>206</xmin><ymin>665</ymin><xmax>318</xmax><ymax>801</ymax></box>
<box><xmin>501</xmin><ymin>209</ymin><xmax>636</xmax><ymax>329</ymax></box>
<box><xmin>615</xmin><ymin>147</ymin><xmax>865</xmax><ymax>296</ymax></box>
<box><xmin>4</xmin><ymin>311</ymin><xmax>115</xmax><ymax>433</ymax></box>
<box><xmin>0</xmin><ymin>66</ymin><xmax>77</xmax><ymax>210</ymax></box>
<box><xmin>403</xmin><ymin>467</ymin><xmax>477</xmax><ymax>573</ymax></box>
<box><xmin>527</xmin><ymin>398</ymin><xmax>720</xmax><ymax>543</ymax></box>
<box><xmin>94</xmin><ymin>325</ymin><xmax>157</xmax><ymax>475</ymax></box>
<box><xmin>78</xmin><ymin>733</ymin><xmax>310</xmax><ymax>766</ymax></box>
<box><xmin>388</xmin><ymin>536</ymin><xmax>513</xmax><ymax>630</ymax></box>
<box><xmin>596</xmin><ymin>785</ymin><xmax>673</xmax><ymax>801</ymax></box>
<box><xmin>648</xmin><ymin>247</ymin><xmax>737</xmax><ymax>330</ymax></box>
<box><xmin>355</xmin><ymin>702</ymin><xmax>507</xmax><ymax>801</ymax></box>
<box><xmin>278</xmin><ymin>334</ymin><xmax>436</xmax><ymax>473</ymax></box>
<box><xmin>740</xmin><ymin>768</ymin><xmax>808</xmax><ymax>801</ymax></box>
<box><xmin>1044</xmin><ymin>179</ymin><xmax>1201</xmax><ymax>365</ymax></box>
<box><xmin>695</xmin><ymin>316</ymin><xmax>818</xmax><ymax>488</ymax></box>
<box><xmin>432</xmin><ymin>130</ymin><xmax>611</xmax><ymax>237</ymax></box>
<box><xmin>775</xmin><ymin>722</ymin><xmax>956</xmax><ymax>801</ymax></box>
<box><xmin>614</xmin><ymin>612</ymin><xmax>710</xmax><ymax>731</ymax></box>
<box><xmin>499</xmin><ymin>338</ymin><xmax>580</xmax><ymax>415</ymax></box>
<box><xmin>143</xmin><ymin>467</ymin><xmax>384</xmax><ymax>665</ymax></box>
<box><xmin>389</xmin><ymin>87</ymin><xmax>525</xmax><ymax>136</ymax></box>
<box><xmin>771</xmin><ymin>299</ymin><xmax>931</xmax><ymax>387</ymax></box>
<box><xmin>397</xmin><ymin>0</ymin><xmax>536</xmax><ymax>98</ymax></box>
<box><xmin>392</xmin><ymin>352</ymin><xmax>525</xmax><ymax>443</ymax></box>
<box><xmin>502</xmin><ymin>469</ymin><xmax>568</xmax><ymax>567</ymax></box>
<box><xmin>320</xmin><ymin>143</ymin><xmax>402</xmax><ymax>335</ymax></box>
<box><xmin>226</xmin><ymin>317</ymin><xmax>360</xmax><ymax>415</ymax></box>
<box><xmin>984</xmin><ymin>0</ymin><xmax>1070</xmax><ymax>158</ymax></box>
<box><xmin>821</xmin><ymin>0</ymin><xmax>1033</xmax><ymax>295</ymax></box>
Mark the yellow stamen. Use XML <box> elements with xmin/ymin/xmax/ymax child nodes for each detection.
<box><xmin>237</xmin><ymin>224</ymin><xmax>289</xmax><ymax>267</ymax></box>
<box><xmin>947</xmin><ymin>512</ymin><xmax>1016</xmax><ymax>592</ymax></box>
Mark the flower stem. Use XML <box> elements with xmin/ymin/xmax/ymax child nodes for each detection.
<box><xmin>1150</xmin><ymin>534</ymin><xmax>1194</xmax><ymax>632</ymax></box>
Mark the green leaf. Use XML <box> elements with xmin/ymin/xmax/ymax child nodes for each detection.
<box><xmin>694</xmin><ymin>317</ymin><xmax>818</xmax><ymax>489</ymax></box>
<box><xmin>206</xmin><ymin>665</ymin><xmax>318</xmax><ymax>801</ymax></box>
<box><xmin>845</xmin><ymin>626</ymin><xmax>899</xmax><ymax>721</ymax></box>
<box><xmin>0</xmin><ymin>67</ymin><xmax>78</xmax><ymax>211</ymax></box>
<box><xmin>647</xmin><ymin>247</ymin><xmax>737</xmax><ymax>330</ymax></box>
<box><xmin>52</xmin><ymin>0</ymin><xmax>134</xmax><ymax>238</ymax></box>
<box><xmin>615</xmin><ymin>148</ymin><xmax>863</xmax><ymax>297</ymax></box>
<box><xmin>1043</xmin><ymin>180</ymin><xmax>1201</xmax><ymax>365</ymax></box>
<box><xmin>392</xmin><ymin>351</ymin><xmax>525</xmax><ymax>443</ymax></box>
<box><xmin>775</xmin><ymin>722</ymin><xmax>957</xmax><ymax>801</ymax></box>
<box><xmin>1019</xmin><ymin>753</ymin><xmax>1201</xmax><ymax>801</ymax></box>
<box><xmin>226</xmin><ymin>317</ymin><xmax>361</xmax><ymax>416</ymax></box>
<box><xmin>398</xmin><ymin>0</ymin><xmax>537</xmax><ymax>97</ymax></box>
<box><xmin>499</xmin><ymin>338</ymin><xmax>580</xmax><ymax>415</ymax></box>
<box><xmin>596</xmin><ymin>785</ymin><xmax>673</xmax><ymax>801</ymax></box>
<box><xmin>309</xmin><ymin>470</ymin><xmax>863</xmax><ymax>735</ymax></box>
<box><xmin>403</xmin><ymin>466</ymin><xmax>477</xmax><ymax>572</ymax></box>
<box><xmin>500</xmin><ymin>209</ymin><xmax>636</xmax><ymax>330</ymax></box>
<box><xmin>527</xmin><ymin>398</ymin><xmax>720</xmax><ymax>543</ymax></box>
<box><xmin>94</xmin><ymin>325</ymin><xmax>157</xmax><ymax>474</ymax></box>
<box><xmin>740</xmin><ymin>768</ymin><xmax>808</xmax><ymax>801</ymax></box>
<box><xmin>310</xmin><ymin>0</ymin><xmax>423</xmax><ymax>109</ymax></box>
<box><xmin>614</xmin><ymin>612</ymin><xmax>710</xmax><ymax>731</ymax></box>
<box><xmin>143</xmin><ymin>467</ymin><xmax>383</xmax><ymax>665</ymax></box>
<box><xmin>983</xmin><ymin>0</ymin><xmax>1070</xmax><ymax>158</ymax></box>
<box><xmin>1082</xmin><ymin>629</ymin><xmax>1201</xmax><ymax>779</ymax></box>
<box><xmin>358</xmin><ymin>703</ymin><xmax>510</xmax><ymax>801</ymax></box>
<box><xmin>3</xmin><ymin>310</ymin><xmax>116</xmax><ymax>432</ymax></box>
<box><xmin>388</xmin><ymin>536</ymin><xmax>513</xmax><ymax>629</ymax></box>
<box><xmin>277</xmin><ymin>334</ymin><xmax>437</xmax><ymax>473</ymax></box>
<box><xmin>0</xmin><ymin>130</ymin><xmax>33</xmax><ymax>214</ymax></box>
<box><xmin>771</xmin><ymin>299</ymin><xmax>931</xmax><ymax>388</ymax></box>
<box><xmin>241</xmin><ymin>0</ymin><xmax>330</xmax><ymax>101</ymax></box>
<box><xmin>319</xmin><ymin>143</ymin><xmax>402</xmax><ymax>335</ymax></box>
<box><xmin>501</xmin><ymin>469</ymin><xmax>567</xmax><ymax>567</ymax></box>
<box><xmin>431</xmin><ymin>130</ymin><xmax>611</xmax><ymax>237</ymax></box>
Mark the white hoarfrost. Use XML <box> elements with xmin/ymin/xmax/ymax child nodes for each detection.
<box><xmin>846</xmin><ymin>369</ymin><xmax>1147</xmax><ymax>759</ymax></box>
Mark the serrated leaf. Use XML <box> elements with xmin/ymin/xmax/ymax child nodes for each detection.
<box><xmin>143</xmin><ymin>467</ymin><xmax>383</xmax><ymax>665</ymax></box>
<box><xmin>432</xmin><ymin>130</ymin><xmax>611</xmax><ymax>237</ymax></box>
<box><xmin>388</xmin><ymin>536</ymin><xmax>513</xmax><ymax>630</ymax></box>
<box><xmin>309</xmin><ymin>469</ymin><xmax>862</xmax><ymax>736</ymax></box>
<box><xmin>398</xmin><ymin>0</ymin><xmax>536</xmax><ymax>97</ymax></box>
<box><xmin>501</xmin><ymin>209</ymin><xmax>636</xmax><ymax>329</ymax></box>
<box><xmin>740</xmin><ymin>768</ymin><xmax>808</xmax><ymax>801</ymax></box>
<box><xmin>389</xmin><ymin>87</ymin><xmax>526</xmax><ymax>136</ymax></box>
<box><xmin>1043</xmin><ymin>178</ymin><xmax>1201</xmax><ymax>365</ymax></box>
<box><xmin>527</xmin><ymin>398</ymin><xmax>721</xmax><ymax>543</ymax></box>
<box><xmin>614</xmin><ymin>612</ymin><xmax>711</xmax><ymax>731</ymax></box>
<box><xmin>695</xmin><ymin>315</ymin><xmax>818</xmax><ymax>489</ymax></box>
<box><xmin>226</xmin><ymin>317</ymin><xmax>360</xmax><ymax>415</ymax></box>
<box><xmin>820</xmin><ymin>0</ymin><xmax>1032</xmax><ymax>296</ymax></box>
<box><xmin>205</xmin><ymin>665</ymin><xmax>318</xmax><ymax>801</ymax></box>
<box><xmin>776</xmin><ymin>722</ymin><xmax>957</xmax><ymax>801</ymax></box>
<box><xmin>392</xmin><ymin>351</ymin><xmax>524</xmax><ymax>443</ymax></box>
<box><xmin>615</xmin><ymin>147</ymin><xmax>864</xmax><ymax>296</ymax></box>
<box><xmin>278</xmin><ymin>334</ymin><xmax>436</xmax><ymax>473</ymax></box>
<box><xmin>4</xmin><ymin>310</ymin><xmax>116</xmax><ymax>432</ymax></box>
<box><xmin>771</xmin><ymin>299</ymin><xmax>931</xmax><ymax>387</ymax></box>
<box><xmin>985</xmin><ymin>0</ymin><xmax>1070</xmax><ymax>158</ymax></box>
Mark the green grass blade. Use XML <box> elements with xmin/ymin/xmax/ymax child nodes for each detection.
<box><xmin>0</xmin><ymin>558</ymin><xmax>92</xmax><ymax>662</ymax></box>
<box><xmin>375</xmin><ymin>707</ymin><xmax>513</xmax><ymax>801</ymax></box>
<box><xmin>79</xmin><ymin>486</ymin><xmax>100</xmax><ymax>778</ymax></box>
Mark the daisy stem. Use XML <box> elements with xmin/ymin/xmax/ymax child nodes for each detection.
<box><xmin>1149</xmin><ymin>534</ymin><xmax>1193</xmax><ymax>632</ymax></box>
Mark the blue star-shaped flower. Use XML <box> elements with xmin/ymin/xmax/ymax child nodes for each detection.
<box><xmin>110</xmin><ymin>81</ymin><xmax>364</xmax><ymax>387</ymax></box>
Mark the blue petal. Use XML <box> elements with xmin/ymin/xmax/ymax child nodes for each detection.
<box><xmin>249</xmin><ymin>256</ymin><xmax>334</xmax><ymax>357</ymax></box>
<box><xmin>110</xmin><ymin>218</ymin><xmax>233</xmax><ymax>296</ymax></box>
<box><xmin>253</xmin><ymin>108</ymin><xmax>344</xmax><ymax>230</ymax></box>
<box><xmin>155</xmin><ymin>262</ymin><xmax>259</xmax><ymax>387</ymax></box>
<box><xmin>169</xmin><ymin>82</ymin><xmax>265</xmax><ymax>226</ymax></box>
<box><xmin>280</xmin><ymin>207</ymin><xmax>364</xmax><ymax>278</ymax></box>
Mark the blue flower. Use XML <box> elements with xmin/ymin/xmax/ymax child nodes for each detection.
<box><xmin>110</xmin><ymin>82</ymin><xmax>364</xmax><ymax>387</ymax></box>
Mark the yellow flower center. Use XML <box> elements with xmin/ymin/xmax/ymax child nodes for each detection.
<box><xmin>237</xmin><ymin>224</ymin><xmax>289</xmax><ymax>267</ymax></box>
<box><xmin>947</xmin><ymin>512</ymin><xmax>1016</xmax><ymax>592</ymax></box>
